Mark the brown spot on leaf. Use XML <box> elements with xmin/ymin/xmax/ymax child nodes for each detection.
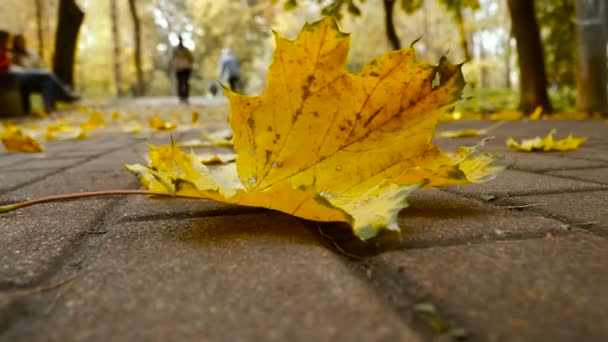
<box><xmin>267</xmin><ymin>125</ymin><xmax>272</xmax><ymax>132</ymax></box>
<box><xmin>248</xmin><ymin>118</ymin><xmax>255</xmax><ymax>129</ymax></box>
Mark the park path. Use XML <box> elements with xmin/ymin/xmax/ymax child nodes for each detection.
<box><xmin>1</xmin><ymin>101</ymin><xmax>607</xmax><ymax>341</ymax></box>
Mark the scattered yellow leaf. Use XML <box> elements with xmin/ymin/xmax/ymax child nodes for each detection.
<box><xmin>529</xmin><ymin>106</ymin><xmax>543</xmax><ymax>120</ymax></box>
<box><xmin>150</xmin><ymin>117</ymin><xmax>176</xmax><ymax>131</ymax></box>
<box><xmin>192</xmin><ymin>111</ymin><xmax>200</xmax><ymax>124</ymax></box>
<box><xmin>198</xmin><ymin>152</ymin><xmax>237</xmax><ymax>165</ymax></box>
<box><xmin>80</xmin><ymin>112</ymin><xmax>106</xmax><ymax>131</ymax></box>
<box><xmin>437</xmin><ymin>121</ymin><xmax>506</xmax><ymax>139</ymax></box>
<box><xmin>111</xmin><ymin>112</ymin><xmax>120</xmax><ymax>121</ymax></box>
<box><xmin>507</xmin><ymin>130</ymin><xmax>586</xmax><ymax>152</ymax></box>
<box><xmin>121</xmin><ymin>121</ymin><xmax>143</xmax><ymax>134</ymax></box>
<box><xmin>127</xmin><ymin>17</ymin><xmax>507</xmax><ymax>240</ymax></box>
<box><xmin>1</xmin><ymin>129</ymin><xmax>44</xmax><ymax>153</ymax></box>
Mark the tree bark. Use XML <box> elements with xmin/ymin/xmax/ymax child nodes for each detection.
<box><xmin>574</xmin><ymin>0</ymin><xmax>607</xmax><ymax>116</ymax></box>
<box><xmin>52</xmin><ymin>0</ymin><xmax>84</xmax><ymax>87</ymax></box>
<box><xmin>35</xmin><ymin>0</ymin><xmax>44</xmax><ymax>60</ymax></box>
<box><xmin>128</xmin><ymin>0</ymin><xmax>145</xmax><ymax>96</ymax></box>
<box><xmin>507</xmin><ymin>0</ymin><xmax>552</xmax><ymax>114</ymax></box>
<box><xmin>454</xmin><ymin>5</ymin><xmax>471</xmax><ymax>61</ymax></box>
<box><xmin>383</xmin><ymin>0</ymin><xmax>401</xmax><ymax>50</ymax></box>
<box><xmin>110</xmin><ymin>0</ymin><xmax>123</xmax><ymax>96</ymax></box>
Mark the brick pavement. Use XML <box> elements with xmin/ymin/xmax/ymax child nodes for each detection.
<box><xmin>1</xmin><ymin>113</ymin><xmax>607</xmax><ymax>341</ymax></box>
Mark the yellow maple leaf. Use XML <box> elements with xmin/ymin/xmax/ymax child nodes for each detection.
<box><xmin>126</xmin><ymin>18</ymin><xmax>508</xmax><ymax>240</ymax></box>
<box><xmin>150</xmin><ymin>117</ymin><xmax>176</xmax><ymax>131</ymax></box>
<box><xmin>507</xmin><ymin>129</ymin><xmax>586</xmax><ymax>152</ymax></box>
<box><xmin>1</xmin><ymin>128</ymin><xmax>44</xmax><ymax>153</ymax></box>
<box><xmin>80</xmin><ymin>111</ymin><xmax>106</xmax><ymax>131</ymax></box>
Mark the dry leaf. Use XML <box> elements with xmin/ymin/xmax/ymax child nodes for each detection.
<box><xmin>198</xmin><ymin>152</ymin><xmax>237</xmax><ymax>165</ymax></box>
<box><xmin>150</xmin><ymin>118</ymin><xmax>176</xmax><ymax>131</ymax></box>
<box><xmin>1</xmin><ymin>128</ymin><xmax>44</xmax><ymax>153</ymax></box>
<box><xmin>507</xmin><ymin>129</ymin><xmax>586</xmax><ymax>152</ymax></box>
<box><xmin>437</xmin><ymin>121</ymin><xmax>506</xmax><ymax>139</ymax></box>
<box><xmin>127</xmin><ymin>18</ymin><xmax>507</xmax><ymax>240</ymax></box>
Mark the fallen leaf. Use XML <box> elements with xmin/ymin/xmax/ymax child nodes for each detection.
<box><xmin>507</xmin><ymin>129</ymin><xmax>586</xmax><ymax>152</ymax></box>
<box><xmin>1</xmin><ymin>129</ymin><xmax>44</xmax><ymax>153</ymax></box>
<box><xmin>198</xmin><ymin>152</ymin><xmax>237</xmax><ymax>164</ymax></box>
<box><xmin>120</xmin><ymin>121</ymin><xmax>143</xmax><ymax>134</ymax></box>
<box><xmin>150</xmin><ymin>118</ymin><xmax>176</xmax><ymax>131</ymax></box>
<box><xmin>436</xmin><ymin>121</ymin><xmax>506</xmax><ymax>138</ymax></box>
<box><xmin>80</xmin><ymin>111</ymin><xmax>106</xmax><ymax>131</ymax></box>
<box><xmin>191</xmin><ymin>111</ymin><xmax>200</xmax><ymax>124</ymax></box>
<box><xmin>127</xmin><ymin>17</ymin><xmax>507</xmax><ymax>240</ymax></box>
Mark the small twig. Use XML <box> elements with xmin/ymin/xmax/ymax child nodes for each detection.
<box><xmin>0</xmin><ymin>273</ymin><xmax>81</xmax><ymax>299</ymax></box>
<box><xmin>497</xmin><ymin>203</ymin><xmax>548</xmax><ymax>209</ymax></box>
<box><xmin>571</xmin><ymin>221</ymin><xmax>598</xmax><ymax>227</ymax></box>
<box><xmin>46</xmin><ymin>278</ymin><xmax>77</xmax><ymax>314</ymax></box>
<box><xmin>0</xmin><ymin>189</ymin><xmax>181</xmax><ymax>214</ymax></box>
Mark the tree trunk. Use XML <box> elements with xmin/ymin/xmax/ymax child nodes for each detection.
<box><xmin>35</xmin><ymin>0</ymin><xmax>44</xmax><ymax>60</ymax></box>
<box><xmin>574</xmin><ymin>0</ymin><xmax>607</xmax><ymax>116</ymax></box>
<box><xmin>128</xmin><ymin>0</ymin><xmax>145</xmax><ymax>96</ymax></box>
<box><xmin>52</xmin><ymin>0</ymin><xmax>84</xmax><ymax>87</ymax></box>
<box><xmin>454</xmin><ymin>5</ymin><xmax>471</xmax><ymax>61</ymax></box>
<box><xmin>383</xmin><ymin>0</ymin><xmax>401</xmax><ymax>50</ymax></box>
<box><xmin>507</xmin><ymin>0</ymin><xmax>552</xmax><ymax>114</ymax></box>
<box><xmin>110</xmin><ymin>0</ymin><xmax>123</xmax><ymax>96</ymax></box>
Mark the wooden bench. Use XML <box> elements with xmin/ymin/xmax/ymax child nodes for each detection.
<box><xmin>0</xmin><ymin>72</ymin><xmax>25</xmax><ymax>117</ymax></box>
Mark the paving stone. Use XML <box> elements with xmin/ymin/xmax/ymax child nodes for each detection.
<box><xmin>0</xmin><ymin>167</ymin><xmax>136</xmax><ymax>202</ymax></box>
<box><xmin>2</xmin><ymin>157</ymin><xmax>85</xmax><ymax>171</ymax></box>
<box><xmin>0</xmin><ymin>170</ymin><xmax>56</xmax><ymax>194</ymax></box>
<box><xmin>369</xmin><ymin>234</ymin><xmax>608</xmax><ymax>342</ymax></box>
<box><xmin>397</xmin><ymin>189</ymin><xmax>566</xmax><ymax>247</ymax></box>
<box><xmin>510</xmin><ymin>154</ymin><xmax>607</xmax><ymax>172</ymax></box>
<box><xmin>547</xmin><ymin>167</ymin><xmax>608</xmax><ymax>185</ymax></box>
<box><xmin>498</xmin><ymin>191</ymin><xmax>608</xmax><ymax>234</ymax></box>
<box><xmin>1</xmin><ymin>214</ymin><xmax>422</xmax><ymax>342</ymax></box>
<box><xmin>0</xmin><ymin>153</ymin><xmax>32</xmax><ymax>169</ymax></box>
<box><xmin>446</xmin><ymin>169</ymin><xmax>606</xmax><ymax>199</ymax></box>
<box><xmin>0</xmin><ymin>199</ymin><xmax>116</xmax><ymax>288</ymax></box>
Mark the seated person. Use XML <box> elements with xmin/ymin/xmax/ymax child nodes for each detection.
<box><xmin>10</xmin><ymin>33</ymin><xmax>79</xmax><ymax>113</ymax></box>
<box><xmin>0</xmin><ymin>30</ymin><xmax>10</xmax><ymax>71</ymax></box>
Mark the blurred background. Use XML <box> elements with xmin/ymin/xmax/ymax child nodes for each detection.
<box><xmin>0</xmin><ymin>0</ymin><xmax>606</xmax><ymax>118</ymax></box>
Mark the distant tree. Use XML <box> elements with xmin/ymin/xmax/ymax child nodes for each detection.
<box><xmin>536</xmin><ymin>0</ymin><xmax>576</xmax><ymax>88</ymax></box>
<box><xmin>275</xmin><ymin>0</ymin><xmax>477</xmax><ymax>55</ymax></box>
<box><xmin>53</xmin><ymin>0</ymin><xmax>84</xmax><ymax>87</ymax></box>
<box><xmin>110</xmin><ymin>0</ymin><xmax>124</xmax><ymax>96</ymax></box>
<box><xmin>128</xmin><ymin>0</ymin><xmax>146</xmax><ymax>96</ymax></box>
<box><xmin>574</xmin><ymin>0</ymin><xmax>607</xmax><ymax>116</ymax></box>
<box><xmin>35</xmin><ymin>0</ymin><xmax>45</xmax><ymax>59</ymax></box>
<box><xmin>507</xmin><ymin>0</ymin><xmax>552</xmax><ymax>114</ymax></box>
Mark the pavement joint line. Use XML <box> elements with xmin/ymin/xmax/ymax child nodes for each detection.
<box><xmin>513</xmin><ymin>165</ymin><xmax>608</xmax><ymax>173</ymax></box>
<box><xmin>399</xmin><ymin>228</ymin><xmax>580</xmax><ymax>251</ymax></box>
<box><xmin>437</xmin><ymin>188</ymin><xmax>607</xmax><ymax>238</ymax></box>
<box><xmin>492</xmin><ymin>197</ymin><xmax>608</xmax><ymax>239</ymax></box>
<box><xmin>442</xmin><ymin>186</ymin><xmax>608</xmax><ymax>199</ymax></box>
<box><xmin>0</xmin><ymin>144</ymin><xmax>129</xmax><ymax>197</ymax></box>
<box><xmin>345</xmin><ymin>257</ymin><xmax>464</xmax><ymax>340</ymax></box>
<box><xmin>0</xmin><ymin>197</ymin><xmax>126</xmax><ymax>336</ymax></box>
<box><xmin>117</xmin><ymin>206</ymin><xmax>271</xmax><ymax>224</ymax></box>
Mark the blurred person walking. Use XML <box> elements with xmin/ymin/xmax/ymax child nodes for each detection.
<box><xmin>169</xmin><ymin>36</ymin><xmax>194</xmax><ymax>104</ymax></box>
<box><xmin>218</xmin><ymin>48</ymin><xmax>241</xmax><ymax>92</ymax></box>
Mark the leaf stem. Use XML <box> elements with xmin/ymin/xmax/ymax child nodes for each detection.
<box><xmin>0</xmin><ymin>190</ymin><xmax>175</xmax><ymax>213</ymax></box>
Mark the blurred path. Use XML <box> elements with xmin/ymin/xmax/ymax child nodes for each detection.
<box><xmin>1</xmin><ymin>115</ymin><xmax>607</xmax><ymax>341</ymax></box>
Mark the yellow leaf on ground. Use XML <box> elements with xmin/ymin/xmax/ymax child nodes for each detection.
<box><xmin>191</xmin><ymin>111</ymin><xmax>200</xmax><ymax>124</ymax></box>
<box><xmin>507</xmin><ymin>130</ymin><xmax>586</xmax><ymax>152</ymax></box>
<box><xmin>80</xmin><ymin>111</ymin><xmax>106</xmax><ymax>131</ymax></box>
<box><xmin>150</xmin><ymin>117</ymin><xmax>176</xmax><ymax>131</ymax></box>
<box><xmin>127</xmin><ymin>17</ymin><xmax>508</xmax><ymax>240</ymax></box>
<box><xmin>1</xmin><ymin>129</ymin><xmax>44</xmax><ymax>153</ymax></box>
<box><xmin>437</xmin><ymin>121</ymin><xmax>506</xmax><ymax>139</ymax></box>
<box><xmin>198</xmin><ymin>152</ymin><xmax>237</xmax><ymax>165</ymax></box>
<box><xmin>121</xmin><ymin>121</ymin><xmax>143</xmax><ymax>134</ymax></box>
